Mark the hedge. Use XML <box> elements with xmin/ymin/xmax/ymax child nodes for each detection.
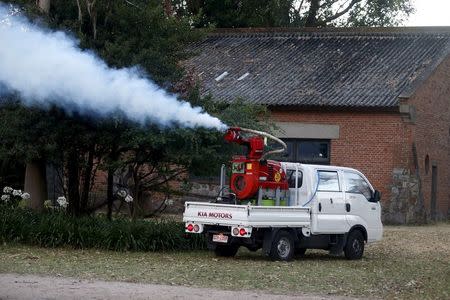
<box><xmin>0</xmin><ymin>206</ymin><xmax>206</xmax><ymax>251</ymax></box>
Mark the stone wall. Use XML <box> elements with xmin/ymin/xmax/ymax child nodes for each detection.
<box><xmin>383</xmin><ymin>168</ymin><xmax>427</xmax><ymax>224</ymax></box>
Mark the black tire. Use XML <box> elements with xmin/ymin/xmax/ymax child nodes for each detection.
<box><xmin>344</xmin><ymin>230</ymin><xmax>365</xmax><ymax>260</ymax></box>
<box><xmin>269</xmin><ymin>230</ymin><xmax>295</xmax><ymax>261</ymax></box>
<box><xmin>295</xmin><ymin>248</ymin><xmax>307</xmax><ymax>257</ymax></box>
<box><xmin>214</xmin><ymin>244</ymin><xmax>239</xmax><ymax>257</ymax></box>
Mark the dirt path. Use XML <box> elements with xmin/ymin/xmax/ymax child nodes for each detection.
<box><xmin>0</xmin><ymin>273</ymin><xmax>354</xmax><ymax>300</ymax></box>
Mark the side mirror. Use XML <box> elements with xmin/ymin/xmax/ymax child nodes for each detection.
<box><xmin>371</xmin><ymin>190</ymin><xmax>381</xmax><ymax>202</ymax></box>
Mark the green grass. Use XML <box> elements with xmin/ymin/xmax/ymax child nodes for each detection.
<box><xmin>0</xmin><ymin>224</ymin><xmax>449</xmax><ymax>299</ymax></box>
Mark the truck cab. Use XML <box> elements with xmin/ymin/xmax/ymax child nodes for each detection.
<box><xmin>284</xmin><ymin>163</ymin><xmax>383</xmax><ymax>242</ymax></box>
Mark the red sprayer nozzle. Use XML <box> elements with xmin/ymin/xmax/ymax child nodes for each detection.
<box><xmin>224</xmin><ymin>127</ymin><xmax>287</xmax><ymax>160</ymax></box>
<box><xmin>224</xmin><ymin>128</ymin><xmax>289</xmax><ymax>201</ymax></box>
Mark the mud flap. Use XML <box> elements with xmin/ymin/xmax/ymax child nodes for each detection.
<box><xmin>329</xmin><ymin>234</ymin><xmax>346</xmax><ymax>255</ymax></box>
<box><xmin>262</xmin><ymin>229</ymin><xmax>281</xmax><ymax>256</ymax></box>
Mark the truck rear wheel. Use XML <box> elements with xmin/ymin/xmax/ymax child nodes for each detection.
<box><xmin>214</xmin><ymin>244</ymin><xmax>239</xmax><ymax>257</ymax></box>
<box><xmin>269</xmin><ymin>230</ymin><xmax>295</xmax><ymax>261</ymax></box>
<box><xmin>344</xmin><ymin>230</ymin><xmax>364</xmax><ymax>260</ymax></box>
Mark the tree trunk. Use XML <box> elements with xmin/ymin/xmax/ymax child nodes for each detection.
<box><xmin>163</xmin><ymin>0</ymin><xmax>173</xmax><ymax>17</ymax></box>
<box><xmin>76</xmin><ymin>0</ymin><xmax>83</xmax><ymax>22</ymax></box>
<box><xmin>305</xmin><ymin>0</ymin><xmax>320</xmax><ymax>27</ymax></box>
<box><xmin>106</xmin><ymin>147</ymin><xmax>119</xmax><ymax>220</ymax></box>
<box><xmin>67</xmin><ymin>151</ymin><xmax>80</xmax><ymax>215</ymax></box>
<box><xmin>24</xmin><ymin>2</ymin><xmax>50</xmax><ymax>214</ymax></box>
<box><xmin>106</xmin><ymin>167</ymin><xmax>114</xmax><ymax>220</ymax></box>
<box><xmin>24</xmin><ymin>161</ymin><xmax>47</xmax><ymax>212</ymax></box>
<box><xmin>76</xmin><ymin>0</ymin><xmax>83</xmax><ymax>32</ymax></box>
<box><xmin>36</xmin><ymin>0</ymin><xmax>51</xmax><ymax>14</ymax></box>
<box><xmin>131</xmin><ymin>168</ymin><xmax>141</xmax><ymax>220</ymax></box>
<box><xmin>86</xmin><ymin>0</ymin><xmax>98</xmax><ymax>40</ymax></box>
<box><xmin>80</xmin><ymin>145</ymin><xmax>95</xmax><ymax>213</ymax></box>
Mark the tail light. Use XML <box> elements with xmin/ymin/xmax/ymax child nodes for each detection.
<box><xmin>185</xmin><ymin>223</ymin><xmax>203</xmax><ymax>233</ymax></box>
<box><xmin>231</xmin><ymin>226</ymin><xmax>252</xmax><ymax>237</ymax></box>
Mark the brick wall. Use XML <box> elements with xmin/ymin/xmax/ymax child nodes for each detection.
<box><xmin>407</xmin><ymin>55</ymin><xmax>450</xmax><ymax>220</ymax></box>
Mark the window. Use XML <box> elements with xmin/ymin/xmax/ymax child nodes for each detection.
<box><xmin>425</xmin><ymin>155</ymin><xmax>430</xmax><ymax>175</ymax></box>
<box><xmin>286</xmin><ymin>170</ymin><xmax>303</xmax><ymax>188</ymax></box>
<box><xmin>344</xmin><ymin>172</ymin><xmax>372</xmax><ymax>200</ymax></box>
<box><xmin>276</xmin><ymin>139</ymin><xmax>330</xmax><ymax>164</ymax></box>
<box><xmin>317</xmin><ymin>171</ymin><xmax>340</xmax><ymax>191</ymax></box>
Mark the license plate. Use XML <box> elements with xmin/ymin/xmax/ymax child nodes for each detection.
<box><xmin>212</xmin><ymin>234</ymin><xmax>228</xmax><ymax>243</ymax></box>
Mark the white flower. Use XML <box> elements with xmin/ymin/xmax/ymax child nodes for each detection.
<box><xmin>12</xmin><ymin>189</ymin><xmax>22</xmax><ymax>197</ymax></box>
<box><xmin>44</xmin><ymin>200</ymin><xmax>53</xmax><ymax>208</ymax></box>
<box><xmin>21</xmin><ymin>192</ymin><xmax>31</xmax><ymax>200</ymax></box>
<box><xmin>124</xmin><ymin>195</ymin><xmax>133</xmax><ymax>203</ymax></box>
<box><xmin>3</xmin><ymin>186</ymin><xmax>13</xmax><ymax>194</ymax></box>
<box><xmin>164</xmin><ymin>199</ymin><xmax>174</xmax><ymax>206</ymax></box>
<box><xmin>57</xmin><ymin>196</ymin><xmax>68</xmax><ymax>208</ymax></box>
<box><xmin>1</xmin><ymin>194</ymin><xmax>10</xmax><ymax>202</ymax></box>
<box><xmin>117</xmin><ymin>190</ymin><xmax>127</xmax><ymax>198</ymax></box>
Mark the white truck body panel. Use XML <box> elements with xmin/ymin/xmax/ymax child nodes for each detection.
<box><xmin>184</xmin><ymin>163</ymin><xmax>383</xmax><ymax>243</ymax></box>
<box><xmin>183</xmin><ymin>202</ymin><xmax>311</xmax><ymax>227</ymax></box>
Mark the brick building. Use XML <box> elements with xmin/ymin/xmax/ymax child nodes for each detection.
<box><xmin>185</xmin><ymin>27</ymin><xmax>450</xmax><ymax>223</ymax></box>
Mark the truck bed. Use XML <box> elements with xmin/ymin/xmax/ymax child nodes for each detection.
<box><xmin>183</xmin><ymin>201</ymin><xmax>311</xmax><ymax>227</ymax></box>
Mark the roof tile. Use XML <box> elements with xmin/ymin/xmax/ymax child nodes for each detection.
<box><xmin>186</xmin><ymin>28</ymin><xmax>450</xmax><ymax>108</ymax></box>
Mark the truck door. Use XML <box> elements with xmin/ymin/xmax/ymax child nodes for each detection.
<box><xmin>312</xmin><ymin>170</ymin><xmax>348</xmax><ymax>233</ymax></box>
<box><xmin>343</xmin><ymin>171</ymin><xmax>382</xmax><ymax>241</ymax></box>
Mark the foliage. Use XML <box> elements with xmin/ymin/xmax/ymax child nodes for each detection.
<box><xmin>172</xmin><ymin>0</ymin><xmax>414</xmax><ymax>27</ymax></box>
<box><xmin>0</xmin><ymin>206</ymin><xmax>206</xmax><ymax>251</ymax></box>
<box><xmin>0</xmin><ymin>1</ymin><xmax>269</xmax><ymax>217</ymax></box>
<box><xmin>6</xmin><ymin>0</ymin><xmax>203</xmax><ymax>85</ymax></box>
<box><xmin>346</xmin><ymin>0</ymin><xmax>414</xmax><ymax>26</ymax></box>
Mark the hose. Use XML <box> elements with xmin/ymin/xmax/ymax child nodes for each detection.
<box><xmin>302</xmin><ymin>171</ymin><xmax>320</xmax><ymax>207</ymax></box>
<box><xmin>238</xmin><ymin>127</ymin><xmax>287</xmax><ymax>159</ymax></box>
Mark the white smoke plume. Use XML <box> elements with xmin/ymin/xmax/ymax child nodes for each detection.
<box><xmin>0</xmin><ymin>3</ymin><xmax>226</xmax><ymax>130</ymax></box>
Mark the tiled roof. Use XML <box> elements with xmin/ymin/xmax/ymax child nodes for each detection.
<box><xmin>186</xmin><ymin>27</ymin><xmax>450</xmax><ymax>108</ymax></box>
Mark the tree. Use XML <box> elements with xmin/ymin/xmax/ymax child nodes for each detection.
<box><xmin>20</xmin><ymin>0</ymin><xmax>52</xmax><ymax>212</ymax></box>
<box><xmin>1</xmin><ymin>0</ymin><xmax>269</xmax><ymax>218</ymax></box>
<box><xmin>36</xmin><ymin>0</ymin><xmax>50</xmax><ymax>13</ymax></box>
<box><xmin>172</xmin><ymin>0</ymin><xmax>414</xmax><ymax>28</ymax></box>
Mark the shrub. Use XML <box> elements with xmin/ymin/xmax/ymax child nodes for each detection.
<box><xmin>0</xmin><ymin>207</ymin><xmax>206</xmax><ymax>252</ymax></box>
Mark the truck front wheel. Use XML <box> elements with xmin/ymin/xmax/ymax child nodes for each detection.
<box><xmin>269</xmin><ymin>230</ymin><xmax>295</xmax><ymax>261</ymax></box>
<box><xmin>344</xmin><ymin>230</ymin><xmax>365</xmax><ymax>260</ymax></box>
<box><xmin>214</xmin><ymin>244</ymin><xmax>239</xmax><ymax>257</ymax></box>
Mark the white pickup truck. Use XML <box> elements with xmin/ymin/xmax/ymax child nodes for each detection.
<box><xmin>183</xmin><ymin>162</ymin><xmax>383</xmax><ymax>261</ymax></box>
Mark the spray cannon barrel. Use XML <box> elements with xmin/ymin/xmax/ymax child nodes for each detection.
<box><xmin>224</xmin><ymin>127</ymin><xmax>287</xmax><ymax>160</ymax></box>
<box><xmin>224</xmin><ymin>127</ymin><xmax>289</xmax><ymax>202</ymax></box>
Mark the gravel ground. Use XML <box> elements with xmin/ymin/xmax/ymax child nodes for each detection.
<box><xmin>0</xmin><ymin>273</ymin><xmax>354</xmax><ymax>300</ymax></box>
